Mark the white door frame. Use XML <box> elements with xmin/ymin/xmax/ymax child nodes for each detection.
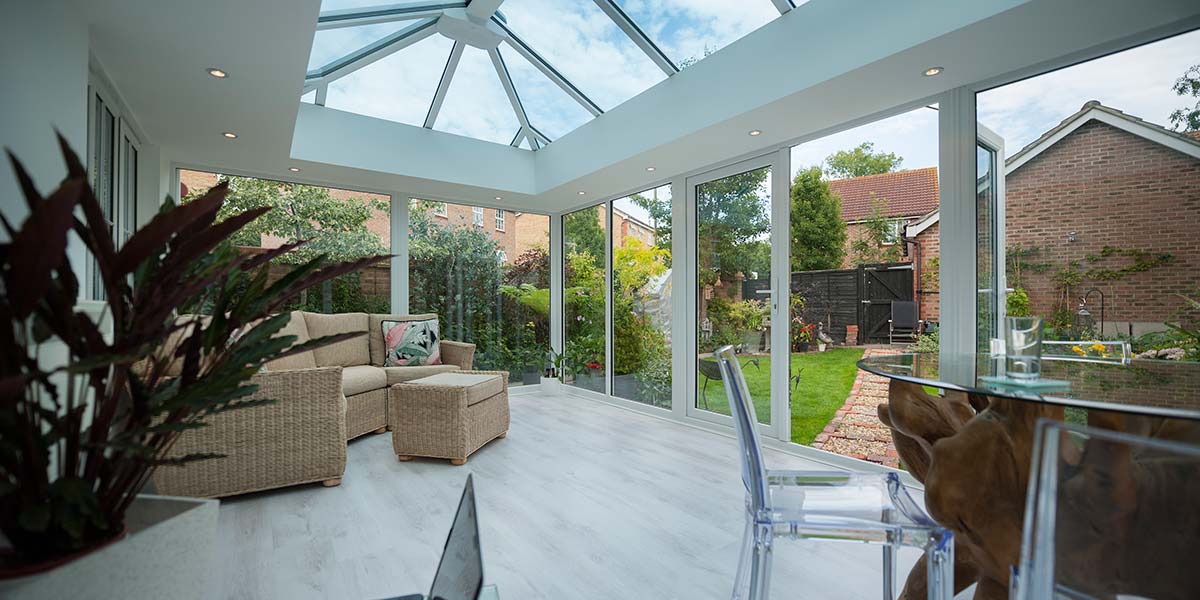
<box><xmin>683</xmin><ymin>152</ymin><xmax>789</xmax><ymax>439</ymax></box>
<box><xmin>977</xmin><ymin>124</ymin><xmax>1007</xmax><ymax>348</ymax></box>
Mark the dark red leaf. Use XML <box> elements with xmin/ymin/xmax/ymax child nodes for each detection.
<box><xmin>113</xmin><ymin>182</ymin><xmax>230</xmax><ymax>276</ymax></box>
<box><xmin>5</xmin><ymin>175</ymin><xmax>81</xmax><ymax>318</ymax></box>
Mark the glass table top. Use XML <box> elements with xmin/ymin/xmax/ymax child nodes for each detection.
<box><xmin>857</xmin><ymin>353</ymin><xmax>1200</xmax><ymax>420</ymax></box>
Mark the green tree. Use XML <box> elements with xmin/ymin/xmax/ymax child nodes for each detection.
<box><xmin>191</xmin><ymin>175</ymin><xmax>389</xmax><ymax>312</ymax></box>
<box><xmin>695</xmin><ymin>167</ymin><xmax>772</xmax><ymax>286</ymax></box>
<box><xmin>850</xmin><ymin>197</ymin><xmax>903</xmax><ymax>265</ymax></box>
<box><xmin>207</xmin><ymin>175</ymin><xmax>388</xmax><ymax>264</ymax></box>
<box><xmin>1170</xmin><ymin>64</ymin><xmax>1200</xmax><ymax>132</ymax></box>
<box><xmin>790</xmin><ymin>166</ymin><xmax>847</xmax><ymax>271</ymax></box>
<box><xmin>824</xmin><ymin>142</ymin><xmax>903</xmax><ymax>179</ymax></box>
<box><xmin>563</xmin><ymin>206</ymin><xmax>606</xmax><ymax>268</ymax></box>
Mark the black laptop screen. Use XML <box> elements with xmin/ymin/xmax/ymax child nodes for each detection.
<box><xmin>429</xmin><ymin>475</ymin><xmax>483</xmax><ymax>600</ymax></box>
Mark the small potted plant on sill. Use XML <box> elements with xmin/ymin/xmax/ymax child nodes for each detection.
<box><xmin>541</xmin><ymin>350</ymin><xmax>564</xmax><ymax>395</ymax></box>
<box><xmin>0</xmin><ymin>136</ymin><xmax>388</xmax><ymax>598</ymax></box>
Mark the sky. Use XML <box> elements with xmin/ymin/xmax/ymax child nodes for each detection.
<box><xmin>791</xmin><ymin>28</ymin><xmax>1200</xmax><ymax>180</ymax></box>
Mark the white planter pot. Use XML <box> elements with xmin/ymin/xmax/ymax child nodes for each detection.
<box><xmin>0</xmin><ymin>494</ymin><xmax>219</xmax><ymax>600</ymax></box>
<box><xmin>540</xmin><ymin>377</ymin><xmax>562</xmax><ymax>395</ymax></box>
<box><xmin>818</xmin><ymin>342</ymin><xmax>827</xmax><ymax>352</ymax></box>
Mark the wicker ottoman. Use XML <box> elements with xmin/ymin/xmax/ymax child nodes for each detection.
<box><xmin>388</xmin><ymin>370</ymin><xmax>510</xmax><ymax>465</ymax></box>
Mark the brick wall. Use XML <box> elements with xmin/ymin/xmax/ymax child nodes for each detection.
<box><xmin>1005</xmin><ymin>120</ymin><xmax>1200</xmax><ymax>327</ymax></box>
<box><xmin>914</xmin><ymin>221</ymin><xmax>940</xmax><ymax>323</ymax></box>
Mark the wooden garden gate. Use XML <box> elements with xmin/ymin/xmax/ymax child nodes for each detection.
<box><xmin>857</xmin><ymin>262</ymin><xmax>914</xmax><ymax>344</ymax></box>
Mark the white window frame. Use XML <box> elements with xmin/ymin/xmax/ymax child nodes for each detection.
<box><xmin>85</xmin><ymin>81</ymin><xmax>142</xmax><ymax>301</ymax></box>
<box><xmin>434</xmin><ymin>201</ymin><xmax>448</xmax><ymax>217</ymax></box>
<box><xmin>497</xmin><ymin>249</ymin><xmax>507</xmax><ymax>262</ymax></box>
<box><xmin>495</xmin><ymin>209</ymin><xmax>505</xmax><ymax>231</ymax></box>
<box><xmin>472</xmin><ymin>206</ymin><xmax>484</xmax><ymax>227</ymax></box>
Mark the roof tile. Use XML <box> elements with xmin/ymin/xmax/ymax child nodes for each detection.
<box><xmin>828</xmin><ymin>167</ymin><xmax>939</xmax><ymax>221</ymax></box>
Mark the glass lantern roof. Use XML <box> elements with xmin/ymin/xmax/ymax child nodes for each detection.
<box><xmin>305</xmin><ymin>0</ymin><xmax>796</xmax><ymax>149</ymax></box>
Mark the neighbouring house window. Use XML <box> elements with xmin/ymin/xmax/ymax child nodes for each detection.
<box><xmin>434</xmin><ymin>202</ymin><xmax>447</xmax><ymax>217</ymax></box>
<box><xmin>497</xmin><ymin>250</ymin><xmax>507</xmax><ymax>262</ymax></box>
<box><xmin>495</xmin><ymin>209</ymin><xmax>505</xmax><ymax>231</ymax></box>
<box><xmin>473</xmin><ymin>206</ymin><xmax>484</xmax><ymax>227</ymax></box>
<box><xmin>883</xmin><ymin>219</ymin><xmax>904</xmax><ymax>245</ymax></box>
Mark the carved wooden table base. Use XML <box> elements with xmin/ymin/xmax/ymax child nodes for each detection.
<box><xmin>877</xmin><ymin>379</ymin><xmax>1200</xmax><ymax>600</ymax></box>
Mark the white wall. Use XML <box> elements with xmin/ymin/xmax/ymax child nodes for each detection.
<box><xmin>0</xmin><ymin>0</ymin><xmax>89</xmax><ymax>283</ymax></box>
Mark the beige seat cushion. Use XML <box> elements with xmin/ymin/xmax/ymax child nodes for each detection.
<box><xmin>382</xmin><ymin>364</ymin><xmax>460</xmax><ymax>386</ymax></box>
<box><xmin>264</xmin><ymin>311</ymin><xmax>317</xmax><ymax>371</ymax></box>
<box><xmin>368</xmin><ymin>313</ymin><xmax>439</xmax><ymax>366</ymax></box>
<box><xmin>403</xmin><ymin>372</ymin><xmax>505</xmax><ymax>405</ymax></box>
<box><xmin>341</xmin><ymin>365</ymin><xmax>387</xmax><ymax>397</ymax></box>
<box><xmin>303</xmin><ymin>312</ymin><xmax>369</xmax><ymax>367</ymax></box>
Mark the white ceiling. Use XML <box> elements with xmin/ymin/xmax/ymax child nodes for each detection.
<box><xmin>86</xmin><ymin>0</ymin><xmax>1200</xmax><ymax>213</ymax></box>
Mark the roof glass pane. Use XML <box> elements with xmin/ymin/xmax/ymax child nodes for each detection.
<box><xmin>499</xmin><ymin>0</ymin><xmax>666</xmax><ymax>110</ymax></box>
<box><xmin>497</xmin><ymin>45</ymin><xmax>593</xmax><ymax>141</ymax></box>
<box><xmin>324</xmin><ymin>34</ymin><xmax>452</xmax><ymax>127</ymax></box>
<box><xmin>435</xmin><ymin>46</ymin><xmax>522</xmax><ymax>145</ymax></box>
<box><xmin>613</xmin><ymin>0</ymin><xmax>783</xmax><ymax>66</ymax></box>
<box><xmin>307</xmin><ymin>22</ymin><xmax>414</xmax><ymax>72</ymax></box>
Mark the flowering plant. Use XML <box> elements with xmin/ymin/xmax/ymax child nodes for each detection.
<box><xmin>1071</xmin><ymin>342</ymin><xmax>1112</xmax><ymax>359</ymax></box>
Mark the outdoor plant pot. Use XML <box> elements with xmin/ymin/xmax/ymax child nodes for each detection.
<box><xmin>796</xmin><ymin>342</ymin><xmax>811</xmax><ymax>352</ymax></box>
<box><xmin>0</xmin><ymin>495</ymin><xmax>219</xmax><ymax>600</ymax></box>
<box><xmin>818</xmin><ymin>342</ymin><xmax>827</xmax><ymax>352</ymax></box>
<box><xmin>522</xmin><ymin>369</ymin><xmax>541</xmax><ymax>386</ymax></box>
<box><xmin>540</xmin><ymin>376</ymin><xmax>562</xmax><ymax>395</ymax></box>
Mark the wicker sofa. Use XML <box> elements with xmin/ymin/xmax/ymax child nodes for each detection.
<box><xmin>152</xmin><ymin>311</ymin><xmax>475</xmax><ymax>498</ymax></box>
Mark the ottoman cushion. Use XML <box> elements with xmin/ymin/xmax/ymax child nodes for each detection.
<box><xmin>383</xmin><ymin>364</ymin><xmax>460</xmax><ymax>386</ymax></box>
<box><xmin>405</xmin><ymin>372</ymin><xmax>505</xmax><ymax>405</ymax></box>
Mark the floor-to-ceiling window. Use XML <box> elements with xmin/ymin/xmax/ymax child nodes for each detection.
<box><xmin>977</xmin><ymin>29</ymin><xmax>1200</xmax><ymax>363</ymax></box>
<box><xmin>785</xmin><ymin>105</ymin><xmax>940</xmax><ymax>463</ymax></box>
<box><xmin>409</xmin><ymin>200</ymin><xmax>550</xmax><ymax>383</ymax></box>
<box><xmin>694</xmin><ymin>165</ymin><xmax>773</xmax><ymax>424</ymax></box>
<box><xmin>611</xmin><ymin>185</ymin><xmax>673</xmax><ymax>408</ymax></box>
<box><xmin>562</xmin><ymin>204</ymin><xmax>607</xmax><ymax>392</ymax></box>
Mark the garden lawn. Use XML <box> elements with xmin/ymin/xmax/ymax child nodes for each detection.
<box><xmin>698</xmin><ymin>348</ymin><xmax>866</xmax><ymax>445</ymax></box>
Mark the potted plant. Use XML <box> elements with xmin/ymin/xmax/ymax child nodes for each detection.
<box><xmin>0</xmin><ymin>136</ymin><xmax>388</xmax><ymax>597</ymax></box>
<box><xmin>541</xmin><ymin>350</ymin><xmax>564</xmax><ymax>394</ymax></box>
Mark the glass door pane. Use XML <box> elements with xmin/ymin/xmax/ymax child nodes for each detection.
<box><xmin>563</xmin><ymin>205</ymin><xmax>607</xmax><ymax>393</ymax></box>
<box><xmin>695</xmin><ymin>166</ymin><xmax>773</xmax><ymax>424</ymax></box>
<box><xmin>612</xmin><ymin>186</ymin><xmax>673</xmax><ymax>408</ymax></box>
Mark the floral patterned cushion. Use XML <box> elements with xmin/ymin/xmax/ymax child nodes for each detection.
<box><xmin>382</xmin><ymin>319</ymin><xmax>442</xmax><ymax>367</ymax></box>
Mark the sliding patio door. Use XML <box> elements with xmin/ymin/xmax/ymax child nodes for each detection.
<box><xmin>976</xmin><ymin>124</ymin><xmax>1007</xmax><ymax>353</ymax></box>
<box><xmin>685</xmin><ymin>153</ymin><xmax>791</xmax><ymax>439</ymax></box>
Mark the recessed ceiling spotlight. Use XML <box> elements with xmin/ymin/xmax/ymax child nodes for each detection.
<box><xmin>288</xmin><ymin>167</ymin><xmax>301</xmax><ymax>172</ymax></box>
<box><xmin>578</xmin><ymin>191</ymin><xmax>586</xmax><ymax>195</ymax></box>
<box><xmin>748</xmin><ymin>129</ymin><xmax>762</xmax><ymax>137</ymax></box>
<box><xmin>207</xmin><ymin>68</ymin><xmax>229</xmax><ymax>78</ymax></box>
<box><xmin>494</xmin><ymin>196</ymin><xmax>502</xmax><ymax>201</ymax></box>
<box><xmin>222</xmin><ymin>132</ymin><xmax>238</xmax><ymax>139</ymax></box>
<box><xmin>646</xmin><ymin>166</ymin><xmax>656</xmax><ymax>172</ymax></box>
<box><xmin>923</xmin><ymin>66</ymin><xmax>944</xmax><ymax>77</ymax></box>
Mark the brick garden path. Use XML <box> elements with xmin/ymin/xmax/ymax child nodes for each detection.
<box><xmin>812</xmin><ymin>346</ymin><xmax>901</xmax><ymax>468</ymax></box>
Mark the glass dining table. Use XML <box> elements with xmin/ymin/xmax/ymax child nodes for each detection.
<box><xmin>857</xmin><ymin>352</ymin><xmax>1200</xmax><ymax>421</ymax></box>
<box><xmin>855</xmin><ymin>352</ymin><xmax>1200</xmax><ymax>599</ymax></box>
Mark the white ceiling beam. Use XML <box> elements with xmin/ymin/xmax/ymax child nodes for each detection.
<box><xmin>770</xmin><ymin>0</ymin><xmax>795</xmax><ymax>15</ymax></box>
<box><xmin>491</xmin><ymin>16</ymin><xmax>603</xmax><ymax>117</ymax></box>
<box><xmin>316</xmin><ymin>1</ymin><xmax>465</xmax><ymax>30</ymax></box>
<box><xmin>488</xmin><ymin>47</ymin><xmax>537</xmax><ymax>136</ymax></box>
<box><xmin>306</xmin><ymin>18</ymin><xmax>438</xmax><ymax>85</ymax></box>
<box><xmin>465</xmin><ymin>0</ymin><xmax>506</xmax><ymax>22</ymax></box>
<box><xmin>425</xmin><ymin>40</ymin><xmax>465</xmax><ymax>128</ymax></box>
<box><xmin>527</xmin><ymin>125</ymin><xmax>550</xmax><ymax>147</ymax></box>
<box><xmin>591</xmin><ymin>0</ymin><xmax>677</xmax><ymax>75</ymax></box>
<box><xmin>509</xmin><ymin>129</ymin><xmax>524</xmax><ymax>147</ymax></box>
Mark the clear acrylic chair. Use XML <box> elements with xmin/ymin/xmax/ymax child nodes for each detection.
<box><xmin>1014</xmin><ymin>419</ymin><xmax>1200</xmax><ymax>600</ymax></box>
<box><xmin>714</xmin><ymin>346</ymin><xmax>954</xmax><ymax>600</ymax></box>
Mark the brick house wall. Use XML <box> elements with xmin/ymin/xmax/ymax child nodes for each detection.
<box><xmin>1004</xmin><ymin>119</ymin><xmax>1200</xmax><ymax>330</ymax></box>
<box><xmin>513</xmin><ymin>212</ymin><xmax>550</xmax><ymax>257</ymax></box>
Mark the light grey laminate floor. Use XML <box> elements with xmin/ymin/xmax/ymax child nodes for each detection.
<box><xmin>216</xmin><ymin>391</ymin><xmax>926</xmax><ymax>600</ymax></box>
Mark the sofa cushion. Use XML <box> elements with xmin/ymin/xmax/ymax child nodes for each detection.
<box><xmin>341</xmin><ymin>365</ymin><xmax>387</xmax><ymax>397</ymax></box>
<box><xmin>263</xmin><ymin>311</ymin><xmax>317</xmax><ymax>371</ymax></box>
<box><xmin>404</xmin><ymin>372</ymin><xmax>505</xmax><ymax>405</ymax></box>
<box><xmin>157</xmin><ymin>315</ymin><xmax>212</xmax><ymax>377</ymax></box>
<box><xmin>303</xmin><ymin>312</ymin><xmax>369</xmax><ymax>367</ymax></box>
<box><xmin>381</xmin><ymin>318</ymin><xmax>442</xmax><ymax>367</ymax></box>
<box><xmin>368</xmin><ymin>313</ymin><xmax>438</xmax><ymax>365</ymax></box>
<box><xmin>382</xmin><ymin>364</ymin><xmax>460</xmax><ymax>386</ymax></box>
